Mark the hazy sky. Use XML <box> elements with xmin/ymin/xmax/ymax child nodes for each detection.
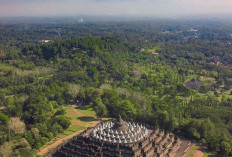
<box><xmin>0</xmin><ymin>0</ymin><xmax>232</xmax><ymax>17</ymax></box>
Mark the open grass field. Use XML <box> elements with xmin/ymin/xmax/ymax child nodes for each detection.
<box><xmin>65</xmin><ymin>104</ymin><xmax>98</xmax><ymax>131</ymax></box>
<box><xmin>144</xmin><ymin>46</ymin><xmax>161</xmax><ymax>54</ymax></box>
<box><xmin>0</xmin><ymin>63</ymin><xmax>55</xmax><ymax>76</ymax></box>
<box><xmin>38</xmin><ymin>105</ymin><xmax>101</xmax><ymax>156</ymax></box>
<box><xmin>185</xmin><ymin>75</ymin><xmax>215</xmax><ymax>85</ymax></box>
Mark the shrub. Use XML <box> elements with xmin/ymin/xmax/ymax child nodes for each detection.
<box><xmin>53</xmin><ymin>116</ymin><xmax>71</xmax><ymax>129</ymax></box>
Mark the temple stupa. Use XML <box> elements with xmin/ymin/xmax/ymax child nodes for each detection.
<box><xmin>49</xmin><ymin>116</ymin><xmax>193</xmax><ymax>157</ymax></box>
<box><xmin>91</xmin><ymin>115</ymin><xmax>148</xmax><ymax>144</ymax></box>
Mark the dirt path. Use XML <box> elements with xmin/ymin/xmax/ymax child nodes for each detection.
<box><xmin>37</xmin><ymin>129</ymin><xmax>83</xmax><ymax>156</ymax></box>
<box><xmin>193</xmin><ymin>145</ymin><xmax>205</xmax><ymax>157</ymax></box>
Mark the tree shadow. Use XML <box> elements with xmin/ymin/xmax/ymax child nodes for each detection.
<box><xmin>77</xmin><ymin>116</ymin><xmax>97</xmax><ymax>122</ymax></box>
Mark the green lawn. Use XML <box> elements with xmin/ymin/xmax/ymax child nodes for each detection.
<box><xmin>62</xmin><ymin>105</ymin><xmax>97</xmax><ymax>135</ymax></box>
<box><xmin>56</xmin><ymin>125</ymin><xmax>85</xmax><ymax>138</ymax></box>
<box><xmin>144</xmin><ymin>46</ymin><xmax>161</xmax><ymax>53</ymax></box>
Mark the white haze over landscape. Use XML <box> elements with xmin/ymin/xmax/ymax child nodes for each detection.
<box><xmin>0</xmin><ymin>0</ymin><xmax>232</xmax><ymax>18</ymax></box>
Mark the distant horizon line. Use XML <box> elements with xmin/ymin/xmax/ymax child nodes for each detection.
<box><xmin>1</xmin><ymin>14</ymin><xmax>232</xmax><ymax>24</ymax></box>
<box><xmin>1</xmin><ymin>13</ymin><xmax>232</xmax><ymax>19</ymax></box>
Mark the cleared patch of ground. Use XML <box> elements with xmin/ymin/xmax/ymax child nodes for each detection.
<box><xmin>144</xmin><ymin>46</ymin><xmax>161</xmax><ymax>55</ymax></box>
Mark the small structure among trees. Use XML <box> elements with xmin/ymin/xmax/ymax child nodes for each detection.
<box><xmin>185</xmin><ymin>78</ymin><xmax>203</xmax><ymax>89</ymax></box>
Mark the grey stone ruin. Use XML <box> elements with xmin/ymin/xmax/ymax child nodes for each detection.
<box><xmin>50</xmin><ymin>116</ymin><xmax>193</xmax><ymax>157</ymax></box>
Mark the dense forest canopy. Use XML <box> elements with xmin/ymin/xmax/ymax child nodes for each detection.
<box><xmin>0</xmin><ymin>19</ymin><xmax>232</xmax><ymax>156</ymax></box>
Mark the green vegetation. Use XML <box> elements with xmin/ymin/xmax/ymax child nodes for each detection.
<box><xmin>39</xmin><ymin>106</ymin><xmax>96</xmax><ymax>152</ymax></box>
<box><xmin>144</xmin><ymin>46</ymin><xmax>161</xmax><ymax>54</ymax></box>
<box><xmin>0</xmin><ymin>20</ymin><xmax>232</xmax><ymax>156</ymax></box>
<box><xmin>190</xmin><ymin>145</ymin><xmax>196</xmax><ymax>157</ymax></box>
<box><xmin>0</xmin><ymin>138</ymin><xmax>36</xmax><ymax>157</ymax></box>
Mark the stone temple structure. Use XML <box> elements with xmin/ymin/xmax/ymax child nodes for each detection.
<box><xmin>49</xmin><ymin>116</ymin><xmax>192</xmax><ymax>157</ymax></box>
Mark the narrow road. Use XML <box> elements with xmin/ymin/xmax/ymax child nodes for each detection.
<box><xmin>37</xmin><ymin>129</ymin><xmax>83</xmax><ymax>156</ymax></box>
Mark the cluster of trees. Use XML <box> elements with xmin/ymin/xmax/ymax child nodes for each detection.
<box><xmin>0</xmin><ymin>78</ymin><xmax>71</xmax><ymax>156</ymax></box>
